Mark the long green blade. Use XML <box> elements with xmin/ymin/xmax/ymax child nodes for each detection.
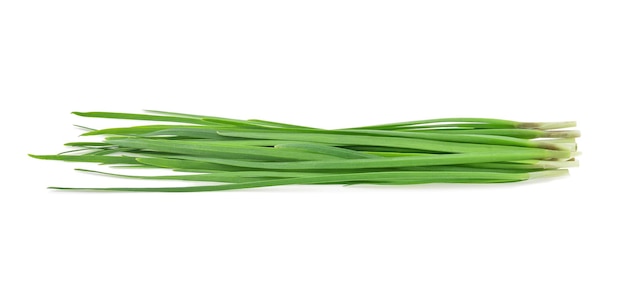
<box><xmin>29</xmin><ymin>154</ymin><xmax>140</xmax><ymax>165</ymax></box>
<box><xmin>217</xmin><ymin>130</ymin><xmax>558</xmax><ymax>153</ymax></box>
<box><xmin>49</xmin><ymin>170</ymin><xmax>568</xmax><ymax>192</ymax></box>
<box><xmin>73</xmin><ymin>112</ymin><xmax>220</xmax><ymax>125</ymax></box>
<box><xmin>106</xmin><ymin>138</ymin><xmax>341</xmax><ymax>161</ymax></box>
<box><xmin>163</xmin><ymin>150</ymin><xmax>569</xmax><ymax>170</ymax></box>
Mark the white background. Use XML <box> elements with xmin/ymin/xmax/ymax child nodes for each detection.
<box><xmin>1</xmin><ymin>1</ymin><xmax>625</xmax><ymax>284</ymax></box>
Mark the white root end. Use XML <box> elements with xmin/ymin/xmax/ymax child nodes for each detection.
<box><xmin>543</xmin><ymin>130</ymin><xmax>581</xmax><ymax>138</ymax></box>
<box><xmin>537</xmin><ymin>141</ymin><xmax>577</xmax><ymax>151</ymax></box>
<box><xmin>520</xmin><ymin>121</ymin><xmax>577</xmax><ymax>130</ymax></box>
<box><xmin>528</xmin><ymin>169</ymin><xmax>570</xmax><ymax>179</ymax></box>
<box><xmin>539</xmin><ymin>138</ymin><xmax>576</xmax><ymax>143</ymax></box>
<box><xmin>534</xmin><ymin>160</ymin><xmax>579</xmax><ymax>169</ymax></box>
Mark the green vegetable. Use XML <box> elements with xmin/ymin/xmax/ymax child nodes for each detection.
<box><xmin>30</xmin><ymin>111</ymin><xmax>580</xmax><ymax>192</ymax></box>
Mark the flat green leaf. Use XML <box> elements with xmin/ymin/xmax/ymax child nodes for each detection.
<box><xmin>29</xmin><ymin>154</ymin><xmax>140</xmax><ymax>165</ymax></box>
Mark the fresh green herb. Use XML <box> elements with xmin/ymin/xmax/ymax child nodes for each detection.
<box><xmin>30</xmin><ymin>111</ymin><xmax>580</xmax><ymax>192</ymax></box>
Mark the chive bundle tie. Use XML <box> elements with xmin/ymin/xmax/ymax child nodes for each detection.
<box><xmin>30</xmin><ymin>111</ymin><xmax>580</xmax><ymax>192</ymax></box>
